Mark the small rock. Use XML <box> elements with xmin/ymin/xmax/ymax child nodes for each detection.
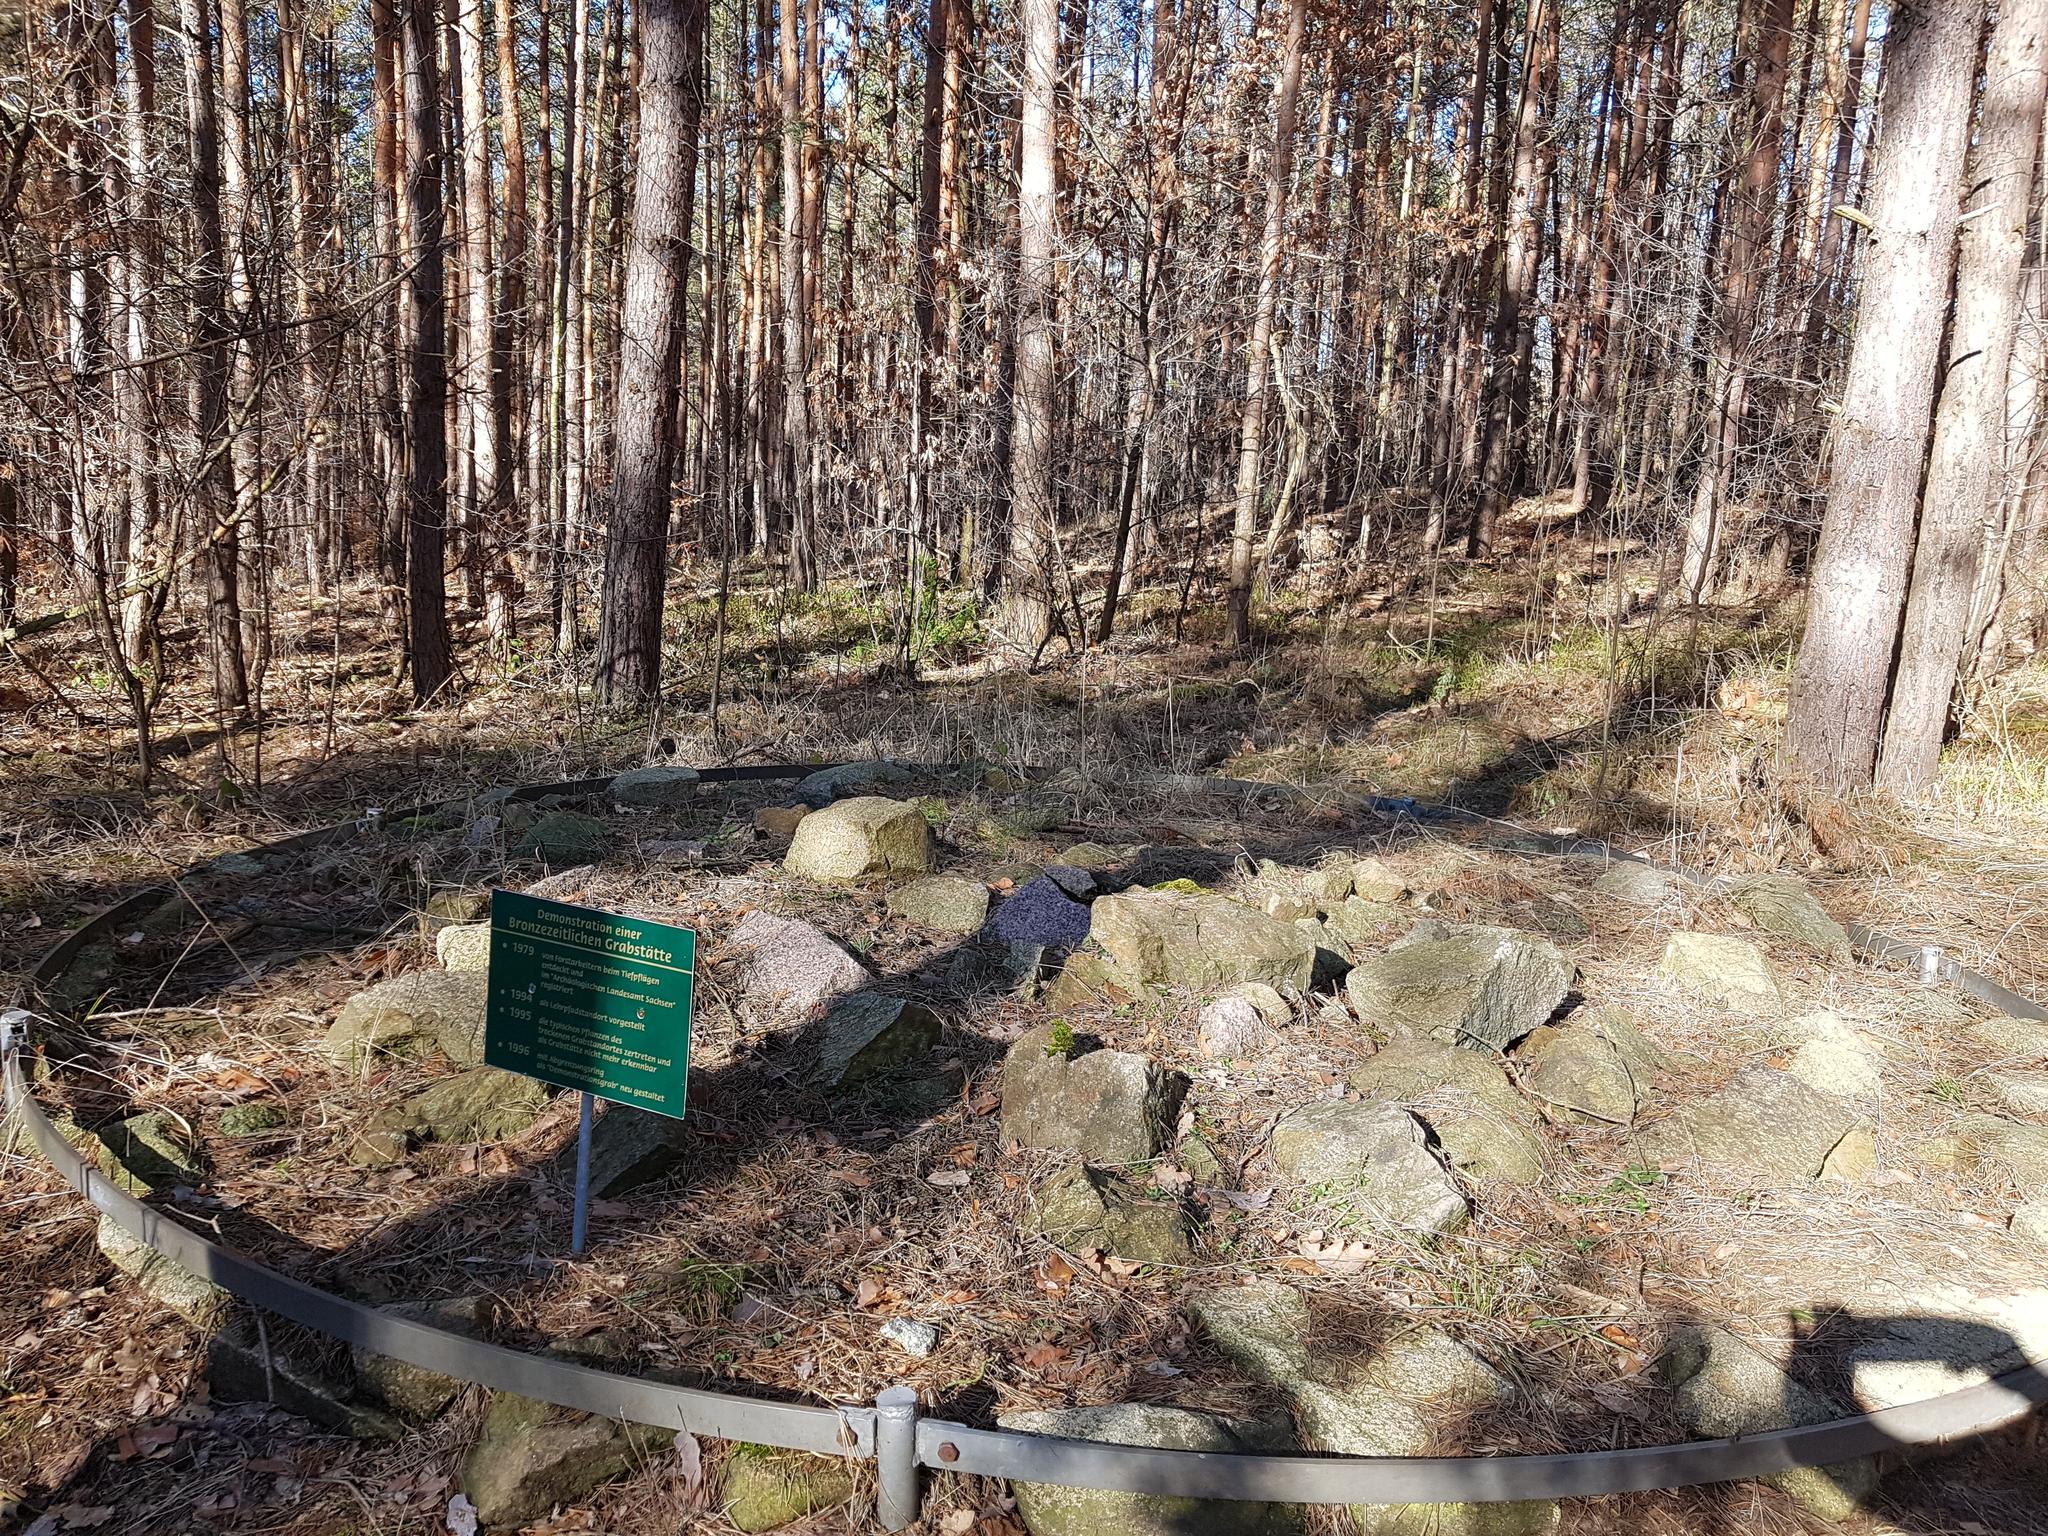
<box><xmin>886</xmin><ymin>873</ymin><xmax>990</xmax><ymax>935</ymax></box>
<box><xmin>879</xmin><ymin>1317</ymin><xmax>939</xmax><ymax>1358</ymax></box>
<box><xmin>1234</xmin><ymin>981</ymin><xmax>1293</xmax><ymax>1028</ymax></box>
<box><xmin>1782</xmin><ymin>1012</ymin><xmax>1884</xmax><ymax>1099</ymax></box>
<box><xmin>1592</xmin><ymin>860</ymin><xmax>1680</xmax><ymax>906</ymax></box>
<box><xmin>1089</xmin><ymin>890</ymin><xmax>1317</xmax><ymax>993</ymax></box>
<box><xmin>1655</xmin><ymin>932</ymin><xmax>1782</xmax><ymax>1013</ymax></box>
<box><xmin>999</xmin><ymin>1404</ymin><xmax>1286</xmax><ymax>1536</ymax></box>
<box><xmin>1659</xmin><ymin>1324</ymin><xmax>1875</xmax><ymax>1519</ymax></box>
<box><xmin>2012</xmin><ymin>1202</ymin><xmax>2048</xmax><ymax>1243</ymax></box>
<box><xmin>324</xmin><ymin>970</ymin><xmax>489</xmax><ymax>1071</ymax></box>
<box><xmin>794</xmin><ymin>759</ymin><xmax>917</xmax><ymax>808</ymax></box>
<box><xmin>811</xmin><ymin>994</ymin><xmax>942</xmax><ymax>1089</ymax></box>
<box><xmin>217</xmin><ymin>1102</ymin><xmax>287</xmax><ymax>1137</ymax></box>
<box><xmin>1001</xmin><ymin>1024</ymin><xmax>1183</xmax><ymax>1164</ymax></box>
<box><xmin>1350</xmin><ymin>856</ymin><xmax>1410</xmax><ymax>903</ymax></box>
<box><xmin>1026</xmin><ymin>1164</ymin><xmax>1192</xmax><ymax>1264</ymax></box>
<box><xmin>1346</xmin><ymin>921</ymin><xmax>1574</xmax><ymax>1052</ymax></box>
<box><xmin>1989</xmin><ymin>1074</ymin><xmax>2048</xmax><ymax>1118</ymax></box>
<box><xmin>719</xmin><ymin>1444</ymin><xmax>857</xmax><ymax>1533</ymax></box>
<box><xmin>1949</xmin><ymin>1115</ymin><xmax>2048</xmax><ymax>1184</ymax></box>
<box><xmin>1188</xmin><ymin>1283</ymin><xmax>1556</xmax><ymax>1533</ymax></box>
<box><xmin>609</xmin><ymin>764</ymin><xmax>700</xmax><ymax>808</ymax></box>
<box><xmin>1577</xmin><ymin>1005</ymin><xmax>1679</xmax><ymax>1079</ymax></box>
<box><xmin>1268</xmin><ymin>1100</ymin><xmax>1467</xmax><ymax>1233</ymax></box>
<box><xmin>1723</xmin><ymin>873</ymin><xmax>1851</xmax><ymax>956</ymax></box>
<box><xmin>1197</xmin><ymin>995</ymin><xmax>1279</xmax><ymax>1061</ymax></box>
<box><xmin>1633</xmin><ymin>1067</ymin><xmax>1858</xmax><ymax>1181</ymax></box>
<box><xmin>435</xmin><ymin>922</ymin><xmax>492</xmax><ymax>971</ymax></box>
<box><xmin>784</xmin><ymin>796</ymin><xmax>933</xmax><ymax>882</ymax></box>
<box><xmin>1057</xmin><ymin>841</ymin><xmax>1121</xmax><ymax>870</ymax></box>
<box><xmin>1042</xmin><ymin>863</ymin><xmax>1097</xmax><ymax>900</ymax></box>
<box><xmin>208</xmin><ymin>1324</ymin><xmax>403</xmax><ymax>1439</ymax></box>
<box><xmin>461</xmin><ymin>1393</ymin><xmax>655</xmax><ymax>1528</ymax></box>
<box><xmin>1043</xmin><ymin>952</ymin><xmax>1119</xmax><ymax>1009</ymax></box>
<box><xmin>1351</xmin><ymin>1041</ymin><xmax>1545</xmax><ymax>1184</ymax></box>
<box><xmin>513</xmin><ymin>810</ymin><xmax>610</xmax><ymax>866</ymax></box>
<box><xmin>730</xmin><ymin>910</ymin><xmax>870</xmax><ymax>1027</ymax></box>
<box><xmin>642</xmin><ymin>839</ymin><xmax>708</xmax><ymax>863</ymax></box>
<box><xmin>753</xmin><ymin>803</ymin><xmax>811</xmax><ymax>842</ymax></box>
<box><xmin>988</xmin><ymin>793</ymin><xmax>1071</xmax><ymax>838</ymax></box>
<box><xmin>463</xmin><ymin>815</ymin><xmax>500</xmax><ymax>847</ymax></box>
<box><xmin>1820</xmin><ymin>1125</ymin><xmax>1879</xmax><ymax>1182</ymax></box>
<box><xmin>424</xmin><ymin>888</ymin><xmax>491</xmax><ymax>924</ymax></box>
<box><xmin>1518</xmin><ymin>1022</ymin><xmax>1637</xmax><ymax>1125</ymax></box>
<box><xmin>986</xmin><ymin>877</ymin><xmax>1094</xmax><ymax>950</ymax></box>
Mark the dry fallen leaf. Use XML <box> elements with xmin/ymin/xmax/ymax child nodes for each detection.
<box><xmin>939</xmin><ymin>1511</ymin><xmax>978</xmax><ymax>1535</ymax></box>
<box><xmin>1036</xmin><ymin>1252</ymin><xmax>1074</xmax><ymax>1292</ymax></box>
<box><xmin>1015</xmin><ymin>1343</ymin><xmax>1069</xmax><ymax>1370</ymax></box>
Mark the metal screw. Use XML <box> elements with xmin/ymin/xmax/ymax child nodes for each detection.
<box><xmin>937</xmin><ymin>1442</ymin><xmax>959</xmax><ymax>1464</ymax></box>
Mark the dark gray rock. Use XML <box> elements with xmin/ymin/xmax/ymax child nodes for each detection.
<box><xmin>987</xmin><ymin>877</ymin><xmax>1094</xmax><ymax>950</ymax></box>
<box><xmin>811</xmin><ymin>994</ymin><xmax>942</xmax><ymax>1089</ymax></box>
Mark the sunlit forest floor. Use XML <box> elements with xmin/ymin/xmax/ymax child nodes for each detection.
<box><xmin>4</xmin><ymin>503</ymin><xmax>2048</xmax><ymax>1536</ymax></box>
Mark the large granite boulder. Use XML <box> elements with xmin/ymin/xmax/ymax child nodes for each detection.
<box><xmin>885</xmin><ymin>873</ymin><xmax>990</xmax><ymax>935</ymax></box>
<box><xmin>784</xmin><ymin>796</ymin><xmax>932</xmax><ymax>881</ymax></box>
<box><xmin>1655</xmin><ymin>932</ymin><xmax>1782</xmax><ymax>1012</ymax></box>
<box><xmin>1267</xmin><ymin>1101</ymin><xmax>1467</xmax><ymax>1233</ymax></box>
<box><xmin>999</xmin><ymin>1404</ymin><xmax>1297</xmax><ymax>1536</ymax></box>
<box><xmin>324</xmin><ymin>970</ymin><xmax>489</xmax><ymax>1071</ymax></box>
<box><xmin>1633</xmin><ymin>1067</ymin><xmax>1858</xmax><ymax>1181</ymax></box>
<box><xmin>1089</xmin><ymin>890</ymin><xmax>1316</xmax><ymax>993</ymax></box>
<box><xmin>1345</xmin><ymin>922</ymin><xmax>1573</xmax><ymax>1052</ymax></box>
<box><xmin>1659</xmin><ymin>1324</ymin><xmax>1876</xmax><ymax>1520</ymax></box>
<box><xmin>1025</xmin><ymin>1164</ymin><xmax>1193</xmax><ymax>1265</ymax></box>
<box><xmin>1780</xmin><ymin>1011</ymin><xmax>1884</xmax><ymax>1099</ymax></box>
<box><xmin>730</xmin><ymin>910</ymin><xmax>870</xmax><ymax>1026</ymax></box>
<box><xmin>1002</xmin><ymin>1024</ymin><xmax>1182</xmax><ymax>1164</ymax></box>
<box><xmin>810</xmin><ymin>994</ymin><xmax>941</xmax><ymax>1089</ymax></box>
<box><xmin>1350</xmin><ymin>1041</ymin><xmax>1546</xmax><ymax>1184</ymax></box>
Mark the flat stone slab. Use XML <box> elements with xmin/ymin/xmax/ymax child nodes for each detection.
<box><xmin>1267</xmin><ymin>1100</ymin><xmax>1467</xmax><ymax>1233</ymax></box>
<box><xmin>730</xmin><ymin>910</ymin><xmax>870</xmax><ymax>1026</ymax></box>
<box><xmin>885</xmin><ymin>873</ymin><xmax>990</xmax><ymax>935</ymax></box>
<box><xmin>1345</xmin><ymin>921</ymin><xmax>1574</xmax><ymax>1052</ymax></box>
<box><xmin>1655</xmin><ymin>931</ymin><xmax>1783</xmax><ymax>1012</ymax></box>
<box><xmin>324</xmin><ymin>970</ymin><xmax>489</xmax><ymax>1071</ymax></box>
<box><xmin>1350</xmin><ymin>1041</ymin><xmax>1545</xmax><ymax>1184</ymax></box>
<box><xmin>1633</xmin><ymin>1066</ymin><xmax>1858</xmax><ymax>1181</ymax></box>
<box><xmin>1089</xmin><ymin>890</ymin><xmax>1317</xmax><ymax>993</ymax></box>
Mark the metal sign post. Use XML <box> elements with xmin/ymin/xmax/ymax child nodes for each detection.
<box><xmin>482</xmin><ymin>889</ymin><xmax>696</xmax><ymax>1257</ymax></box>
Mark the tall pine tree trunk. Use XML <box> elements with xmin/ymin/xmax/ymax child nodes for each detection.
<box><xmin>402</xmin><ymin>0</ymin><xmax>453</xmax><ymax>700</ymax></box>
<box><xmin>1224</xmin><ymin>0</ymin><xmax>1307</xmax><ymax>645</ymax></box>
<box><xmin>1787</xmin><ymin>0</ymin><xmax>1984</xmax><ymax>787</ymax></box>
<box><xmin>1877</xmin><ymin>0</ymin><xmax>2048</xmax><ymax>790</ymax></box>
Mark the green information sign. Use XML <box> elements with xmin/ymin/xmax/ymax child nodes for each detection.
<box><xmin>484</xmin><ymin>889</ymin><xmax>695</xmax><ymax>1119</ymax></box>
